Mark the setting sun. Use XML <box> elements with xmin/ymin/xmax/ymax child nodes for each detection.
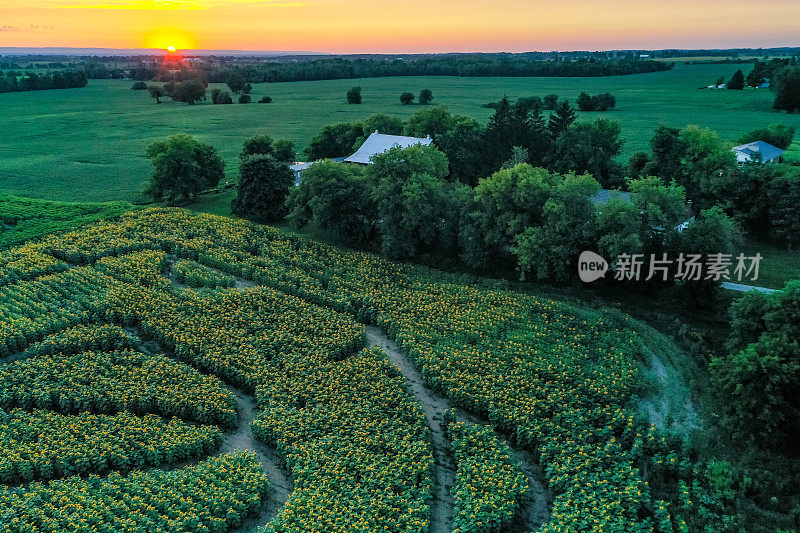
<box><xmin>167</xmin><ymin>45</ymin><xmax>177</xmax><ymax>52</ymax></box>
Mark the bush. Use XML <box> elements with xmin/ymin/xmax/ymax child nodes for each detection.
<box><xmin>543</xmin><ymin>93</ymin><xmax>559</xmax><ymax>110</ymax></box>
<box><xmin>400</xmin><ymin>92</ymin><xmax>414</xmax><ymax>105</ymax></box>
<box><xmin>346</xmin><ymin>86</ymin><xmax>362</xmax><ymax>104</ymax></box>
<box><xmin>238</xmin><ymin>94</ymin><xmax>251</xmax><ymax>104</ymax></box>
<box><xmin>258</xmin><ymin>96</ymin><xmax>272</xmax><ymax>103</ymax></box>
<box><xmin>131</xmin><ymin>81</ymin><xmax>148</xmax><ymax>90</ymax></box>
<box><xmin>211</xmin><ymin>89</ymin><xmax>233</xmax><ymax>104</ymax></box>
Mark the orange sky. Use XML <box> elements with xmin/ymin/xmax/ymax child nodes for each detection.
<box><xmin>1</xmin><ymin>0</ymin><xmax>799</xmax><ymax>53</ymax></box>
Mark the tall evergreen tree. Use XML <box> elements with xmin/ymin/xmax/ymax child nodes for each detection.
<box><xmin>547</xmin><ymin>99</ymin><xmax>577</xmax><ymax>139</ymax></box>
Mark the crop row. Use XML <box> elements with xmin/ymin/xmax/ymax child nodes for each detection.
<box><xmin>0</xmin><ymin>349</ymin><xmax>237</xmax><ymax>428</ymax></box>
<box><xmin>444</xmin><ymin>418</ymin><xmax>529</xmax><ymax>533</ymax></box>
<box><xmin>95</xmin><ymin>250</ymin><xmax>170</xmax><ymax>288</ymax></box>
<box><xmin>0</xmin><ymin>452</ymin><xmax>268</xmax><ymax>533</ymax></box>
<box><xmin>0</xmin><ymin>245</ymin><xmax>67</xmax><ymax>286</ymax></box>
<box><xmin>0</xmin><ymin>409</ymin><xmax>221</xmax><ymax>484</ymax></box>
<box><xmin>102</xmin><ymin>282</ymin><xmax>365</xmax><ymax>391</ymax></box>
<box><xmin>18</xmin><ymin>323</ymin><xmax>138</xmax><ymax>359</ymax></box>
<box><xmin>0</xmin><ymin>268</ymin><xmax>122</xmax><ymax>357</ymax></box>
<box><xmin>172</xmin><ymin>259</ymin><xmax>235</xmax><ymax>289</ymax></box>
<box><xmin>253</xmin><ymin>347</ymin><xmax>433</xmax><ymax>533</ymax></box>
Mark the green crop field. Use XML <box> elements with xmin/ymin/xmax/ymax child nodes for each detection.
<box><xmin>2</xmin><ymin>62</ymin><xmax>799</xmax><ymax>203</ymax></box>
<box><xmin>0</xmin><ymin>207</ymin><xmax>750</xmax><ymax>532</ymax></box>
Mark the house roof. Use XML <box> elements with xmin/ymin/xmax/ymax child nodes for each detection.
<box><xmin>344</xmin><ymin>131</ymin><xmax>433</xmax><ymax>164</ymax></box>
<box><xmin>732</xmin><ymin>141</ymin><xmax>784</xmax><ymax>164</ymax></box>
<box><xmin>590</xmin><ymin>189</ymin><xmax>633</xmax><ymax>206</ymax></box>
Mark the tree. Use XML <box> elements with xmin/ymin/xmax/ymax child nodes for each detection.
<box><xmin>231</xmin><ymin>154</ymin><xmax>294</xmax><ymax>222</ymax></box>
<box><xmin>678</xmin><ymin>126</ymin><xmax>738</xmax><ymax>209</ymax></box>
<box><xmin>347</xmin><ymin>86</ymin><xmax>362</xmax><ymax>104</ymax></box>
<box><xmin>547</xmin><ymin>99</ymin><xmax>577</xmax><ymax>138</ymax></box>
<box><xmin>435</xmin><ymin>117</ymin><xmax>489</xmax><ymax>186</ymax></box>
<box><xmin>577</xmin><ymin>92</ymin><xmax>595</xmax><ymax>111</ymax></box>
<box><xmin>514</xmin><ymin>173</ymin><xmax>600</xmax><ymax>281</ymax></box>
<box><xmin>543</xmin><ymin>94</ymin><xmax>559</xmax><ymax>110</ymax></box>
<box><xmin>363</xmin><ymin>114</ymin><xmax>405</xmax><ymax>135</ymax></box>
<box><xmin>768</xmin><ymin>172</ymin><xmax>800</xmax><ymax>250</ymax></box>
<box><xmin>273</xmin><ymin>140</ymin><xmax>295</xmax><ymax>163</ymax></box>
<box><xmin>171</xmin><ymin>80</ymin><xmax>206</xmax><ymax>105</ymax></box>
<box><xmin>711</xmin><ymin>281</ymin><xmax>800</xmax><ymax>446</ymax></box>
<box><xmin>211</xmin><ymin>89</ymin><xmax>233</xmax><ymax>104</ymax></box>
<box><xmin>144</xmin><ymin>134</ymin><xmax>224</xmax><ymax>204</ymax></box>
<box><xmin>644</xmin><ymin>125</ymin><xmax>686</xmax><ymax>183</ymax></box>
<box><xmin>258</xmin><ymin>96</ymin><xmax>272</xmax><ymax>103</ymax></box>
<box><xmin>226</xmin><ymin>73</ymin><xmax>247</xmax><ymax>94</ymax></box>
<box><xmin>148</xmin><ymin>85</ymin><xmax>165</xmax><ymax>104</ymax></box>
<box><xmin>238</xmin><ymin>94</ymin><xmax>251</xmax><ymax>104</ymax></box>
<box><xmin>626</xmin><ymin>151</ymin><xmax>650</xmax><ymax>178</ymax></box>
<box><xmin>677</xmin><ymin>206</ymin><xmax>738</xmax><ymax>304</ymax></box>
<box><xmin>400</xmin><ymin>92</ymin><xmax>415</xmax><ymax>105</ymax></box>
<box><xmin>484</xmin><ymin>96</ymin><xmax>550</xmax><ymax>171</ymax></box>
<box><xmin>549</xmin><ymin>119</ymin><xmax>625</xmax><ymax>189</ymax></box>
<box><xmin>131</xmin><ymin>81</ymin><xmax>148</xmax><ymax>90</ymax></box>
<box><xmin>461</xmin><ymin>164</ymin><xmax>557</xmax><ymax>271</ymax></box>
<box><xmin>773</xmin><ymin>66</ymin><xmax>800</xmax><ymax>113</ymax></box>
<box><xmin>737</xmin><ymin>123</ymin><xmax>795</xmax><ymax>150</ymax></box>
<box><xmin>241</xmin><ymin>135</ymin><xmax>274</xmax><ymax>161</ymax></box>
<box><xmin>305</xmin><ymin>122</ymin><xmax>365</xmax><ymax>160</ymax></box>
<box><xmin>727</xmin><ymin>69</ymin><xmax>745</xmax><ymax>90</ymax></box>
<box><xmin>286</xmin><ymin>161</ymin><xmax>375</xmax><ymax>246</ymax></box>
<box><xmin>418</xmin><ymin>89</ymin><xmax>433</xmax><ymax>105</ymax></box>
<box><xmin>367</xmin><ymin>145</ymin><xmax>453</xmax><ymax>260</ymax></box>
<box><xmin>596</xmin><ymin>198</ymin><xmax>644</xmax><ymax>262</ymax></box>
<box><xmin>403</xmin><ymin>106</ymin><xmax>457</xmax><ymax>138</ymax></box>
<box><xmin>593</xmin><ymin>93</ymin><xmax>616</xmax><ymax>111</ymax></box>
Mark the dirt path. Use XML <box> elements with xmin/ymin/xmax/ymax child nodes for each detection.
<box><xmin>224</xmin><ymin>386</ymin><xmax>294</xmax><ymax>533</ymax></box>
<box><xmin>128</xmin><ymin>328</ymin><xmax>293</xmax><ymax>532</ymax></box>
<box><xmin>366</xmin><ymin>327</ymin><xmax>551</xmax><ymax>533</ymax></box>
<box><xmin>366</xmin><ymin>327</ymin><xmax>456</xmax><ymax>533</ymax></box>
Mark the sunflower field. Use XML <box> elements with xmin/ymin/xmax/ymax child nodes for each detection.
<box><xmin>0</xmin><ymin>206</ymin><xmax>724</xmax><ymax>532</ymax></box>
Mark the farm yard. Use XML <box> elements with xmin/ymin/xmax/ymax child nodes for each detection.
<box><xmin>0</xmin><ymin>207</ymin><xmax>739</xmax><ymax>532</ymax></box>
<box><xmin>2</xmin><ymin>62</ymin><xmax>800</xmax><ymax>203</ymax></box>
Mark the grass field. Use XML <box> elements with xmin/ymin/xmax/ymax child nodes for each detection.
<box><xmin>2</xmin><ymin>62</ymin><xmax>800</xmax><ymax>203</ymax></box>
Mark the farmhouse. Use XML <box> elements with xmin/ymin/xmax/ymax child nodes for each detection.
<box><xmin>290</xmin><ymin>131</ymin><xmax>433</xmax><ymax>183</ymax></box>
<box><xmin>732</xmin><ymin>141</ymin><xmax>784</xmax><ymax>165</ymax></box>
<box><xmin>344</xmin><ymin>131</ymin><xmax>433</xmax><ymax>164</ymax></box>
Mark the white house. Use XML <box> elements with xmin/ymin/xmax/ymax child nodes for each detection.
<box><xmin>290</xmin><ymin>131</ymin><xmax>433</xmax><ymax>183</ymax></box>
<box><xmin>732</xmin><ymin>141</ymin><xmax>784</xmax><ymax>166</ymax></box>
<box><xmin>344</xmin><ymin>131</ymin><xmax>433</xmax><ymax>165</ymax></box>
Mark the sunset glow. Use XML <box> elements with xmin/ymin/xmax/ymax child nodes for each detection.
<box><xmin>1</xmin><ymin>0</ymin><xmax>799</xmax><ymax>52</ymax></box>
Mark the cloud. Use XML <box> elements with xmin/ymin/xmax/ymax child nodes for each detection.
<box><xmin>0</xmin><ymin>25</ymin><xmax>20</xmax><ymax>31</ymax></box>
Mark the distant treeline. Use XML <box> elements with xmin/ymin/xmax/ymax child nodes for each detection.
<box><xmin>131</xmin><ymin>56</ymin><xmax>672</xmax><ymax>84</ymax></box>
<box><xmin>0</xmin><ymin>70</ymin><xmax>88</xmax><ymax>93</ymax></box>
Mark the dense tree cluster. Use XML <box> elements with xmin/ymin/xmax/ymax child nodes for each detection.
<box><xmin>123</xmin><ymin>56</ymin><xmax>673</xmax><ymax>85</ymax></box>
<box><xmin>712</xmin><ymin>282</ymin><xmax>800</xmax><ymax>447</ymax></box>
<box><xmin>144</xmin><ymin>134</ymin><xmax>224</xmax><ymax>204</ymax></box>
<box><xmin>576</xmin><ymin>92</ymin><xmax>617</xmax><ymax>111</ymax></box>
<box><xmin>629</xmin><ymin>124</ymin><xmax>799</xmax><ymax>249</ymax></box>
<box><xmin>0</xmin><ymin>70</ymin><xmax>88</xmax><ymax>93</ymax></box>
